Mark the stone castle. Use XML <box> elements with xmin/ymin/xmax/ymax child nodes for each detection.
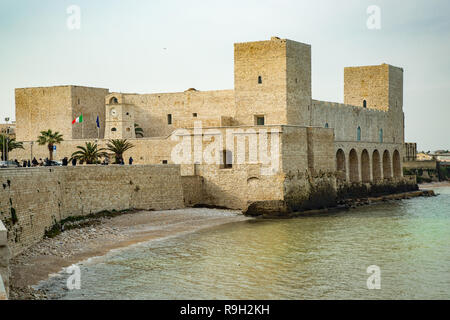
<box><xmin>10</xmin><ymin>36</ymin><xmax>413</xmax><ymax>214</ymax></box>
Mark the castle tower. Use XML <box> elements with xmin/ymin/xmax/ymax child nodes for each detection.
<box><xmin>104</xmin><ymin>94</ymin><xmax>136</xmax><ymax>139</ymax></box>
<box><xmin>344</xmin><ymin>63</ymin><xmax>403</xmax><ymax>113</ymax></box>
<box><xmin>234</xmin><ymin>37</ymin><xmax>312</xmax><ymax>126</ymax></box>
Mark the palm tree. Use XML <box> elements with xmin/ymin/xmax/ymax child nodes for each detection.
<box><xmin>70</xmin><ymin>142</ymin><xmax>107</xmax><ymax>164</ymax></box>
<box><xmin>37</xmin><ymin>130</ymin><xmax>64</xmax><ymax>161</ymax></box>
<box><xmin>106</xmin><ymin>139</ymin><xmax>134</xmax><ymax>164</ymax></box>
<box><xmin>0</xmin><ymin>135</ymin><xmax>24</xmax><ymax>161</ymax></box>
<box><xmin>134</xmin><ymin>123</ymin><xmax>144</xmax><ymax>138</ymax></box>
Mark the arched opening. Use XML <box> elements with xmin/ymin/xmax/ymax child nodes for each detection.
<box><xmin>361</xmin><ymin>149</ymin><xmax>371</xmax><ymax>183</ymax></box>
<box><xmin>383</xmin><ymin>150</ymin><xmax>392</xmax><ymax>179</ymax></box>
<box><xmin>109</xmin><ymin>97</ymin><xmax>118</xmax><ymax>104</ymax></box>
<box><xmin>349</xmin><ymin>149</ymin><xmax>359</xmax><ymax>183</ymax></box>
<box><xmin>372</xmin><ymin>150</ymin><xmax>382</xmax><ymax>182</ymax></box>
<box><xmin>325</xmin><ymin>123</ymin><xmax>329</xmax><ymax>128</ymax></box>
<box><xmin>357</xmin><ymin>126</ymin><xmax>361</xmax><ymax>141</ymax></box>
<box><xmin>393</xmin><ymin>150</ymin><xmax>401</xmax><ymax>178</ymax></box>
<box><xmin>336</xmin><ymin>149</ymin><xmax>346</xmax><ymax>180</ymax></box>
<box><xmin>363</xmin><ymin>100</ymin><xmax>367</xmax><ymax>108</ymax></box>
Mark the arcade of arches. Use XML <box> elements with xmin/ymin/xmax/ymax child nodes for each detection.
<box><xmin>335</xmin><ymin>148</ymin><xmax>402</xmax><ymax>183</ymax></box>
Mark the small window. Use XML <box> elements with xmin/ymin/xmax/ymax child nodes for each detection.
<box><xmin>363</xmin><ymin>100</ymin><xmax>367</xmax><ymax>108</ymax></box>
<box><xmin>256</xmin><ymin>116</ymin><xmax>265</xmax><ymax>126</ymax></box>
<box><xmin>379</xmin><ymin>129</ymin><xmax>383</xmax><ymax>143</ymax></box>
<box><xmin>110</xmin><ymin>97</ymin><xmax>118</xmax><ymax>104</ymax></box>
<box><xmin>167</xmin><ymin>114</ymin><xmax>172</xmax><ymax>125</ymax></box>
<box><xmin>357</xmin><ymin>126</ymin><xmax>361</xmax><ymax>141</ymax></box>
<box><xmin>162</xmin><ymin>160</ymin><xmax>168</xmax><ymax>164</ymax></box>
<box><xmin>325</xmin><ymin>123</ymin><xmax>329</xmax><ymax>128</ymax></box>
<box><xmin>77</xmin><ymin>98</ymin><xmax>80</xmax><ymax>105</ymax></box>
<box><xmin>111</xmin><ymin>128</ymin><xmax>117</xmax><ymax>132</ymax></box>
<box><xmin>193</xmin><ymin>113</ymin><xmax>197</xmax><ymax>117</ymax></box>
<box><xmin>221</xmin><ymin>150</ymin><xmax>233</xmax><ymax>169</ymax></box>
<box><xmin>258</xmin><ymin>76</ymin><xmax>262</xmax><ymax>84</ymax></box>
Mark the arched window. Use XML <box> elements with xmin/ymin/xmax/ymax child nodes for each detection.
<box><xmin>357</xmin><ymin>126</ymin><xmax>361</xmax><ymax>141</ymax></box>
<box><xmin>258</xmin><ymin>76</ymin><xmax>262</xmax><ymax>84</ymax></box>
<box><xmin>379</xmin><ymin>129</ymin><xmax>383</xmax><ymax>143</ymax></box>
<box><xmin>325</xmin><ymin>123</ymin><xmax>329</xmax><ymax>128</ymax></box>
<box><xmin>109</xmin><ymin>97</ymin><xmax>118</xmax><ymax>104</ymax></box>
<box><xmin>363</xmin><ymin>100</ymin><xmax>367</xmax><ymax>108</ymax></box>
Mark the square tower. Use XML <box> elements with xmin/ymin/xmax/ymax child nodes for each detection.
<box><xmin>233</xmin><ymin>37</ymin><xmax>312</xmax><ymax>126</ymax></box>
<box><xmin>104</xmin><ymin>94</ymin><xmax>135</xmax><ymax>139</ymax></box>
<box><xmin>344</xmin><ymin>63</ymin><xmax>403</xmax><ymax>113</ymax></box>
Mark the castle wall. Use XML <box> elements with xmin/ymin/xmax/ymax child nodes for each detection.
<box><xmin>0</xmin><ymin>220</ymin><xmax>9</xmax><ymax>299</ymax></box>
<box><xmin>0</xmin><ymin>165</ymin><xmax>185</xmax><ymax>256</ymax></box>
<box><xmin>15</xmin><ymin>86</ymin><xmax>109</xmax><ymax>142</ymax></box>
<box><xmin>112</xmin><ymin>89</ymin><xmax>235</xmax><ymax>138</ymax></box>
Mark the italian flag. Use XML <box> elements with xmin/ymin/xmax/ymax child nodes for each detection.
<box><xmin>72</xmin><ymin>114</ymin><xmax>83</xmax><ymax>124</ymax></box>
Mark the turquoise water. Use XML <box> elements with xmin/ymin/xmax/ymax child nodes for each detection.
<box><xmin>39</xmin><ymin>187</ymin><xmax>450</xmax><ymax>300</ymax></box>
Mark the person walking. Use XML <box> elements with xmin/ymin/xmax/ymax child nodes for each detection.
<box><xmin>72</xmin><ymin>158</ymin><xmax>77</xmax><ymax>166</ymax></box>
<box><xmin>129</xmin><ymin>157</ymin><xmax>133</xmax><ymax>165</ymax></box>
<box><xmin>32</xmin><ymin>157</ymin><xmax>38</xmax><ymax>166</ymax></box>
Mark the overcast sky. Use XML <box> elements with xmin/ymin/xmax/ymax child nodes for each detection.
<box><xmin>0</xmin><ymin>0</ymin><xmax>448</xmax><ymax>151</ymax></box>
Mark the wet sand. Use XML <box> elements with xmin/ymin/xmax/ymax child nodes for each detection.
<box><xmin>9</xmin><ymin>208</ymin><xmax>250</xmax><ymax>299</ymax></box>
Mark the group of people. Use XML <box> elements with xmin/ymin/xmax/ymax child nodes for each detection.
<box><xmin>9</xmin><ymin>156</ymin><xmax>135</xmax><ymax>167</ymax></box>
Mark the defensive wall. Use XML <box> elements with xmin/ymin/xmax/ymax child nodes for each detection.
<box><xmin>0</xmin><ymin>165</ymin><xmax>185</xmax><ymax>257</ymax></box>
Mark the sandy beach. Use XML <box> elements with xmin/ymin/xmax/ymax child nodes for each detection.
<box><xmin>9</xmin><ymin>208</ymin><xmax>251</xmax><ymax>299</ymax></box>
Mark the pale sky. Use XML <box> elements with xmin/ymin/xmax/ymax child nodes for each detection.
<box><xmin>0</xmin><ymin>0</ymin><xmax>449</xmax><ymax>151</ymax></box>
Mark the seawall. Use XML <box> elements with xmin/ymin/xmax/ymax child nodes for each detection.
<box><xmin>0</xmin><ymin>165</ymin><xmax>185</xmax><ymax>257</ymax></box>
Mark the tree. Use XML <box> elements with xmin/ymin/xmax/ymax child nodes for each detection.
<box><xmin>106</xmin><ymin>139</ymin><xmax>134</xmax><ymax>164</ymax></box>
<box><xmin>70</xmin><ymin>142</ymin><xmax>107</xmax><ymax>164</ymax></box>
<box><xmin>0</xmin><ymin>135</ymin><xmax>24</xmax><ymax>161</ymax></box>
<box><xmin>134</xmin><ymin>123</ymin><xmax>144</xmax><ymax>138</ymax></box>
<box><xmin>37</xmin><ymin>130</ymin><xmax>64</xmax><ymax>161</ymax></box>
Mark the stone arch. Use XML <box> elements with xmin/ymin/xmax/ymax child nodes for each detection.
<box><xmin>372</xmin><ymin>150</ymin><xmax>382</xmax><ymax>182</ymax></box>
<box><xmin>336</xmin><ymin>149</ymin><xmax>346</xmax><ymax>180</ymax></box>
<box><xmin>393</xmin><ymin>150</ymin><xmax>401</xmax><ymax>178</ymax></box>
<box><xmin>349</xmin><ymin>149</ymin><xmax>359</xmax><ymax>183</ymax></box>
<box><xmin>383</xmin><ymin>150</ymin><xmax>392</xmax><ymax>179</ymax></box>
<box><xmin>361</xmin><ymin>149</ymin><xmax>371</xmax><ymax>183</ymax></box>
<box><xmin>109</xmin><ymin>97</ymin><xmax>118</xmax><ymax>104</ymax></box>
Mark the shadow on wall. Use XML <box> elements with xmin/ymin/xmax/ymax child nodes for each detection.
<box><xmin>0</xmin><ymin>220</ymin><xmax>9</xmax><ymax>300</ymax></box>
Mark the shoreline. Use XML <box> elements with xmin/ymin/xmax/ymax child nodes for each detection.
<box><xmin>9</xmin><ymin>208</ymin><xmax>251</xmax><ymax>300</ymax></box>
<box><xmin>9</xmin><ymin>185</ymin><xmax>447</xmax><ymax>299</ymax></box>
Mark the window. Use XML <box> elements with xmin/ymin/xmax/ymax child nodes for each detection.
<box><xmin>255</xmin><ymin>116</ymin><xmax>265</xmax><ymax>126</ymax></box>
<box><xmin>325</xmin><ymin>123</ymin><xmax>329</xmax><ymax>128</ymax></box>
<box><xmin>379</xmin><ymin>129</ymin><xmax>383</xmax><ymax>143</ymax></box>
<box><xmin>363</xmin><ymin>100</ymin><xmax>367</xmax><ymax>108</ymax></box>
<box><xmin>162</xmin><ymin>160</ymin><xmax>168</xmax><ymax>164</ymax></box>
<box><xmin>193</xmin><ymin>113</ymin><xmax>197</xmax><ymax>117</ymax></box>
<box><xmin>258</xmin><ymin>76</ymin><xmax>262</xmax><ymax>84</ymax></box>
<box><xmin>110</xmin><ymin>97</ymin><xmax>118</xmax><ymax>104</ymax></box>
<box><xmin>77</xmin><ymin>98</ymin><xmax>80</xmax><ymax>105</ymax></box>
<box><xmin>167</xmin><ymin>114</ymin><xmax>172</xmax><ymax>125</ymax></box>
<box><xmin>111</xmin><ymin>128</ymin><xmax>117</xmax><ymax>132</ymax></box>
<box><xmin>357</xmin><ymin>126</ymin><xmax>361</xmax><ymax>141</ymax></box>
<box><xmin>221</xmin><ymin>150</ymin><xmax>232</xmax><ymax>169</ymax></box>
